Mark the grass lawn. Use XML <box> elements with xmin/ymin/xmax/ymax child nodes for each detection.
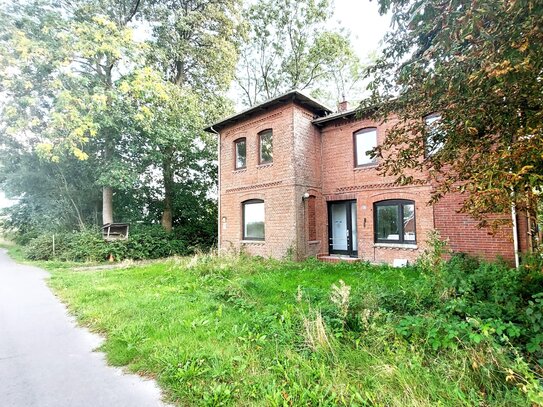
<box><xmin>47</xmin><ymin>254</ymin><xmax>538</xmax><ymax>406</ymax></box>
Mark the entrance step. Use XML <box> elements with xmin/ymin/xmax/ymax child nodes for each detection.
<box><xmin>317</xmin><ymin>254</ymin><xmax>361</xmax><ymax>263</ymax></box>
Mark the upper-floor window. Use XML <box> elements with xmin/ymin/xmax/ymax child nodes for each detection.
<box><xmin>374</xmin><ymin>199</ymin><xmax>416</xmax><ymax>244</ymax></box>
<box><xmin>354</xmin><ymin>128</ymin><xmax>377</xmax><ymax>167</ymax></box>
<box><xmin>234</xmin><ymin>137</ymin><xmax>246</xmax><ymax>169</ymax></box>
<box><xmin>424</xmin><ymin>113</ymin><xmax>443</xmax><ymax>157</ymax></box>
<box><xmin>242</xmin><ymin>199</ymin><xmax>265</xmax><ymax>240</ymax></box>
<box><xmin>258</xmin><ymin>129</ymin><xmax>273</xmax><ymax>164</ymax></box>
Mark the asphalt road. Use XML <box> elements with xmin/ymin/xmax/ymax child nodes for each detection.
<box><xmin>0</xmin><ymin>249</ymin><xmax>167</xmax><ymax>407</ymax></box>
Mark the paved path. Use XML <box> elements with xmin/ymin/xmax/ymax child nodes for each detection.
<box><xmin>0</xmin><ymin>249</ymin><xmax>168</xmax><ymax>407</ymax></box>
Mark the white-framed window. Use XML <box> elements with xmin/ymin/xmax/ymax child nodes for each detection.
<box><xmin>242</xmin><ymin>199</ymin><xmax>265</xmax><ymax>240</ymax></box>
<box><xmin>424</xmin><ymin>113</ymin><xmax>444</xmax><ymax>156</ymax></box>
<box><xmin>354</xmin><ymin>128</ymin><xmax>377</xmax><ymax>167</ymax></box>
<box><xmin>258</xmin><ymin>129</ymin><xmax>273</xmax><ymax>164</ymax></box>
<box><xmin>234</xmin><ymin>137</ymin><xmax>246</xmax><ymax>169</ymax></box>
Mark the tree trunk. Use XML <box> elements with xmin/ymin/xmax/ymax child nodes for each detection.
<box><xmin>102</xmin><ymin>65</ymin><xmax>115</xmax><ymax>227</ymax></box>
<box><xmin>161</xmin><ymin>148</ymin><xmax>174</xmax><ymax>232</ymax></box>
<box><xmin>102</xmin><ymin>186</ymin><xmax>113</xmax><ymax>225</ymax></box>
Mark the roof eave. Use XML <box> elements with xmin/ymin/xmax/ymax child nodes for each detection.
<box><xmin>204</xmin><ymin>90</ymin><xmax>333</xmax><ymax>133</ymax></box>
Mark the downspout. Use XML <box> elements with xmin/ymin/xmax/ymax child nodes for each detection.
<box><xmin>508</xmin><ymin>137</ymin><xmax>520</xmax><ymax>268</ymax></box>
<box><xmin>210</xmin><ymin>126</ymin><xmax>221</xmax><ymax>253</ymax></box>
<box><xmin>511</xmin><ymin>197</ymin><xmax>520</xmax><ymax>269</ymax></box>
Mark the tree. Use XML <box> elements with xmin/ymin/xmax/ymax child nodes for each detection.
<box><xmin>119</xmin><ymin>68</ymin><xmax>211</xmax><ymax>232</ymax></box>
<box><xmin>0</xmin><ymin>0</ymin><xmax>143</xmax><ymax>226</ymax></box>
<box><xmin>364</xmin><ymin>0</ymin><xmax>543</xmax><ymax>251</ymax></box>
<box><xmin>235</xmin><ymin>0</ymin><xmax>362</xmax><ymax>106</ymax></box>
<box><xmin>143</xmin><ymin>0</ymin><xmax>241</xmax><ymax>231</ymax></box>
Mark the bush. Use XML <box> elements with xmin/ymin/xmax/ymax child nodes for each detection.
<box><xmin>24</xmin><ymin>225</ymin><xmax>193</xmax><ymax>262</ymax></box>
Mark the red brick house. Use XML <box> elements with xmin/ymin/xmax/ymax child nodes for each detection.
<box><xmin>205</xmin><ymin>90</ymin><xmax>523</xmax><ymax>264</ymax></box>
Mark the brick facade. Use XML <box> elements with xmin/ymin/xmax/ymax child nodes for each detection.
<box><xmin>209</xmin><ymin>91</ymin><xmax>520</xmax><ymax>264</ymax></box>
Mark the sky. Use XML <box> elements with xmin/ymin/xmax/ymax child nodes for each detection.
<box><xmin>0</xmin><ymin>191</ymin><xmax>12</xmax><ymax>209</ymax></box>
<box><xmin>332</xmin><ymin>0</ymin><xmax>391</xmax><ymax>63</ymax></box>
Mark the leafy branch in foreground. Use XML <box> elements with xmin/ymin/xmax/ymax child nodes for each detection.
<box><xmin>365</xmin><ymin>0</ymin><xmax>543</xmax><ymax>248</ymax></box>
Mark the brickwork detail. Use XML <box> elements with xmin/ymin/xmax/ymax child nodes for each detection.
<box><xmin>224</xmin><ymin>111</ymin><xmax>284</xmax><ymax>135</ymax></box>
<box><xmin>225</xmin><ymin>181</ymin><xmax>283</xmax><ymax>194</ymax></box>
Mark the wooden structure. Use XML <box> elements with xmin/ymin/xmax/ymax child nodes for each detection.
<box><xmin>102</xmin><ymin>223</ymin><xmax>129</xmax><ymax>241</ymax></box>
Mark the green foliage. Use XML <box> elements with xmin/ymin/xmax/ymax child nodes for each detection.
<box><xmin>525</xmin><ymin>293</ymin><xmax>543</xmax><ymax>356</ymax></box>
<box><xmin>236</xmin><ymin>0</ymin><xmax>363</xmax><ymax>106</ymax></box>
<box><xmin>0</xmin><ymin>0</ymin><xmax>232</xmax><ymax>236</ymax></box>
<box><xmin>24</xmin><ymin>226</ymin><xmax>192</xmax><ymax>262</ymax></box>
<box><xmin>416</xmin><ymin>230</ymin><xmax>449</xmax><ymax>273</ymax></box>
<box><xmin>46</xmin><ymin>254</ymin><xmax>543</xmax><ymax>405</ymax></box>
<box><xmin>365</xmin><ymin>0</ymin><xmax>543</xmax><ymax>233</ymax></box>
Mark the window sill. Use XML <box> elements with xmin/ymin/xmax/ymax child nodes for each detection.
<box><xmin>374</xmin><ymin>243</ymin><xmax>418</xmax><ymax>250</ymax></box>
<box><xmin>354</xmin><ymin>163</ymin><xmax>378</xmax><ymax>171</ymax></box>
<box><xmin>241</xmin><ymin>240</ymin><xmax>265</xmax><ymax>245</ymax></box>
<box><xmin>232</xmin><ymin>168</ymin><xmax>247</xmax><ymax>173</ymax></box>
<box><xmin>257</xmin><ymin>163</ymin><xmax>273</xmax><ymax>169</ymax></box>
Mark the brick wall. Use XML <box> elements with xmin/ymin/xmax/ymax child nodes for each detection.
<box><xmin>433</xmin><ymin>192</ymin><xmax>517</xmax><ymax>262</ymax></box>
<box><xmin>219</xmin><ymin>105</ymin><xmax>300</xmax><ymax>258</ymax></box>
<box><xmin>318</xmin><ymin>115</ymin><xmax>433</xmax><ymax>264</ymax></box>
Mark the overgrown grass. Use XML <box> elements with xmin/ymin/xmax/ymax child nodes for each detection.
<box><xmin>45</xmin><ymin>253</ymin><xmax>543</xmax><ymax>406</ymax></box>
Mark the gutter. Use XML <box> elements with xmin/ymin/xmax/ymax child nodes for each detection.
<box><xmin>209</xmin><ymin>126</ymin><xmax>221</xmax><ymax>252</ymax></box>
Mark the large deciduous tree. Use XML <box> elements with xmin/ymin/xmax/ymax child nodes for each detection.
<box><xmin>143</xmin><ymin>0</ymin><xmax>240</xmax><ymax>231</ymax></box>
<box><xmin>365</xmin><ymin>0</ymin><xmax>543</xmax><ymax>251</ymax></box>
<box><xmin>236</xmin><ymin>0</ymin><xmax>362</xmax><ymax>106</ymax></box>
<box><xmin>0</xmin><ymin>0</ymin><xmax>144</xmax><ymax>226</ymax></box>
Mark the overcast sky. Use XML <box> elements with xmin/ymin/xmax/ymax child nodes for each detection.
<box><xmin>0</xmin><ymin>191</ymin><xmax>11</xmax><ymax>209</ymax></box>
<box><xmin>333</xmin><ymin>0</ymin><xmax>391</xmax><ymax>62</ymax></box>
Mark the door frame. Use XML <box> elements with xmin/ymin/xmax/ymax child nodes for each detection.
<box><xmin>327</xmin><ymin>200</ymin><xmax>358</xmax><ymax>257</ymax></box>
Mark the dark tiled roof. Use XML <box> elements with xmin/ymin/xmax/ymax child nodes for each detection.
<box><xmin>311</xmin><ymin>107</ymin><xmax>359</xmax><ymax>126</ymax></box>
<box><xmin>204</xmin><ymin>90</ymin><xmax>333</xmax><ymax>133</ymax></box>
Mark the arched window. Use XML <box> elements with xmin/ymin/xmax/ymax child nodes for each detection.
<box><xmin>242</xmin><ymin>199</ymin><xmax>265</xmax><ymax>240</ymax></box>
<box><xmin>353</xmin><ymin>127</ymin><xmax>377</xmax><ymax>167</ymax></box>
<box><xmin>374</xmin><ymin>200</ymin><xmax>416</xmax><ymax>244</ymax></box>
<box><xmin>258</xmin><ymin>129</ymin><xmax>273</xmax><ymax>164</ymax></box>
<box><xmin>234</xmin><ymin>137</ymin><xmax>246</xmax><ymax>169</ymax></box>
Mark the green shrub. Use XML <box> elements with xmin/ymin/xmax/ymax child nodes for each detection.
<box><xmin>23</xmin><ymin>225</ymin><xmax>192</xmax><ymax>262</ymax></box>
<box><xmin>25</xmin><ymin>233</ymin><xmax>70</xmax><ymax>261</ymax></box>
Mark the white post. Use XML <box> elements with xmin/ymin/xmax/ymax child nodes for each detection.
<box><xmin>511</xmin><ymin>202</ymin><xmax>520</xmax><ymax>269</ymax></box>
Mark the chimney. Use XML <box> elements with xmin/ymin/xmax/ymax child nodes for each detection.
<box><xmin>338</xmin><ymin>94</ymin><xmax>349</xmax><ymax>112</ymax></box>
<box><xmin>338</xmin><ymin>100</ymin><xmax>349</xmax><ymax>112</ymax></box>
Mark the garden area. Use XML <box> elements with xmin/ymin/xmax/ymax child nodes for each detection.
<box><xmin>29</xmin><ymin>249</ymin><xmax>543</xmax><ymax>406</ymax></box>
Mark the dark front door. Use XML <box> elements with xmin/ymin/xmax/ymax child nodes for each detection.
<box><xmin>328</xmin><ymin>200</ymin><xmax>358</xmax><ymax>257</ymax></box>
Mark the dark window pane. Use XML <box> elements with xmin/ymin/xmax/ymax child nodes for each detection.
<box><xmin>403</xmin><ymin>203</ymin><xmax>416</xmax><ymax>241</ymax></box>
<box><xmin>376</xmin><ymin>205</ymin><xmax>399</xmax><ymax>240</ymax></box>
<box><xmin>235</xmin><ymin>139</ymin><xmax>246</xmax><ymax>168</ymax></box>
<box><xmin>244</xmin><ymin>202</ymin><xmax>264</xmax><ymax>239</ymax></box>
<box><xmin>259</xmin><ymin>131</ymin><xmax>273</xmax><ymax>163</ymax></box>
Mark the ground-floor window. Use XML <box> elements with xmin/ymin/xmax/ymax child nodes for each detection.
<box><xmin>374</xmin><ymin>200</ymin><xmax>416</xmax><ymax>244</ymax></box>
<box><xmin>242</xmin><ymin>199</ymin><xmax>265</xmax><ymax>240</ymax></box>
